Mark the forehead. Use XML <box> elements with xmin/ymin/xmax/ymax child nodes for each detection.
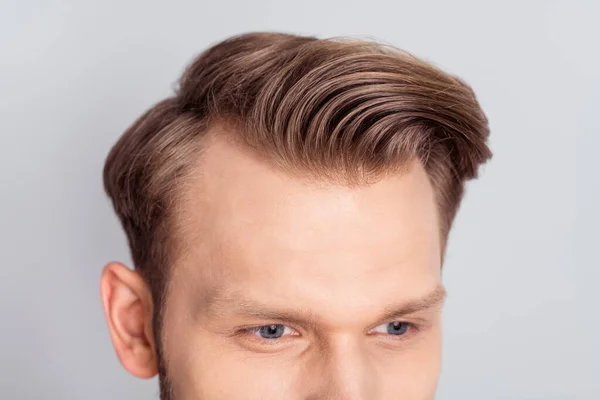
<box><xmin>174</xmin><ymin>130</ymin><xmax>441</xmax><ymax>314</ymax></box>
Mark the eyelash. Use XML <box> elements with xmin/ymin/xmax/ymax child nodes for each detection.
<box><xmin>239</xmin><ymin>321</ymin><xmax>421</xmax><ymax>346</ymax></box>
<box><xmin>242</xmin><ymin>325</ymin><xmax>298</xmax><ymax>345</ymax></box>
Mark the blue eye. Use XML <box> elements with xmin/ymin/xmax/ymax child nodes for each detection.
<box><xmin>249</xmin><ymin>324</ymin><xmax>293</xmax><ymax>339</ymax></box>
<box><xmin>244</xmin><ymin>321</ymin><xmax>412</xmax><ymax>343</ymax></box>
<box><xmin>373</xmin><ymin>321</ymin><xmax>410</xmax><ymax>336</ymax></box>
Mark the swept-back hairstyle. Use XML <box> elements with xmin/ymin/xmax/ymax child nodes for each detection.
<box><xmin>103</xmin><ymin>32</ymin><xmax>492</xmax><ymax>381</ymax></box>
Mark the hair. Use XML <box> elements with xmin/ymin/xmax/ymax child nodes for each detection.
<box><xmin>103</xmin><ymin>31</ymin><xmax>492</xmax><ymax>397</ymax></box>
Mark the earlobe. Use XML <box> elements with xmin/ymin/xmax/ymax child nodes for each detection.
<box><xmin>100</xmin><ymin>262</ymin><xmax>158</xmax><ymax>379</ymax></box>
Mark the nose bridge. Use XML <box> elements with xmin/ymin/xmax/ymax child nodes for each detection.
<box><xmin>314</xmin><ymin>334</ymin><xmax>377</xmax><ymax>400</ymax></box>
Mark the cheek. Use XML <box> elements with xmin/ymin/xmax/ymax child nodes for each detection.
<box><xmin>376</xmin><ymin>324</ymin><xmax>443</xmax><ymax>398</ymax></box>
<box><xmin>165</xmin><ymin>329</ymin><xmax>299</xmax><ymax>399</ymax></box>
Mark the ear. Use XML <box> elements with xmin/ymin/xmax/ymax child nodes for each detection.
<box><xmin>100</xmin><ymin>262</ymin><xmax>158</xmax><ymax>378</ymax></box>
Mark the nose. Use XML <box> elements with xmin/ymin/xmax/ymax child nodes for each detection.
<box><xmin>310</xmin><ymin>335</ymin><xmax>377</xmax><ymax>400</ymax></box>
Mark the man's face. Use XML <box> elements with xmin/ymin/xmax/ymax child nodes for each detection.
<box><xmin>152</xmin><ymin>132</ymin><xmax>445</xmax><ymax>399</ymax></box>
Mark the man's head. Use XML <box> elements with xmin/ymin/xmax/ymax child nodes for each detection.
<box><xmin>100</xmin><ymin>32</ymin><xmax>492</xmax><ymax>399</ymax></box>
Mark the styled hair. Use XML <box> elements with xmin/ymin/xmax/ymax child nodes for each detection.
<box><xmin>103</xmin><ymin>32</ymin><xmax>492</xmax><ymax>364</ymax></box>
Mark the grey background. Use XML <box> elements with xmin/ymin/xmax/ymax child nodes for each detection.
<box><xmin>1</xmin><ymin>0</ymin><xmax>598</xmax><ymax>398</ymax></box>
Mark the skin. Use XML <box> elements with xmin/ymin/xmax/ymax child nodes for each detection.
<box><xmin>101</xmin><ymin>131</ymin><xmax>445</xmax><ymax>399</ymax></box>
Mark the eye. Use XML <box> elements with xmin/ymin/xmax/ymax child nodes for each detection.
<box><xmin>371</xmin><ymin>321</ymin><xmax>411</xmax><ymax>336</ymax></box>
<box><xmin>246</xmin><ymin>324</ymin><xmax>296</xmax><ymax>340</ymax></box>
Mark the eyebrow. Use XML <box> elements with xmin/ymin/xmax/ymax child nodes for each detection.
<box><xmin>204</xmin><ymin>284</ymin><xmax>447</xmax><ymax>329</ymax></box>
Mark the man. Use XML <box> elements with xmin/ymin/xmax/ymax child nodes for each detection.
<box><xmin>100</xmin><ymin>31</ymin><xmax>492</xmax><ymax>399</ymax></box>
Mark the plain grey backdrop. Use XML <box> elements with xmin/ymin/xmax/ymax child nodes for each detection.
<box><xmin>1</xmin><ymin>0</ymin><xmax>598</xmax><ymax>398</ymax></box>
